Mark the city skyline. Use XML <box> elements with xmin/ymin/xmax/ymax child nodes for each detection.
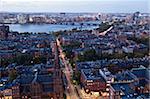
<box><xmin>0</xmin><ymin>0</ymin><xmax>149</xmax><ymax>13</ymax></box>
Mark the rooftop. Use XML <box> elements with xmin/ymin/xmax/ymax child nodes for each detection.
<box><xmin>111</xmin><ymin>83</ymin><xmax>136</xmax><ymax>98</ymax></box>
<box><xmin>81</xmin><ymin>69</ymin><xmax>105</xmax><ymax>82</ymax></box>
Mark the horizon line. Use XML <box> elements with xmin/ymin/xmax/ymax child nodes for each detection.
<box><xmin>0</xmin><ymin>11</ymin><xmax>149</xmax><ymax>14</ymax></box>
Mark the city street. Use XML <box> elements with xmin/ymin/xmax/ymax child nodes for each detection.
<box><xmin>56</xmin><ymin>38</ymin><xmax>80</xmax><ymax>99</ymax></box>
<box><xmin>56</xmin><ymin>38</ymin><xmax>108</xmax><ymax>99</ymax></box>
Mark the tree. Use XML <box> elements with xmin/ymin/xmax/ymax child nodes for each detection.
<box><xmin>72</xmin><ymin>72</ymin><xmax>81</xmax><ymax>85</ymax></box>
<box><xmin>13</xmin><ymin>54</ymin><xmax>33</xmax><ymax>65</ymax></box>
<box><xmin>63</xmin><ymin>93</ymin><xmax>67</xmax><ymax>99</ymax></box>
<box><xmin>9</xmin><ymin>69</ymin><xmax>18</xmax><ymax>82</ymax></box>
<box><xmin>127</xmin><ymin>36</ymin><xmax>149</xmax><ymax>46</ymax></box>
<box><xmin>33</xmin><ymin>56</ymin><xmax>47</xmax><ymax>64</ymax></box>
<box><xmin>77</xmin><ymin>49</ymin><xmax>99</xmax><ymax>62</ymax></box>
<box><xmin>0</xmin><ymin>58</ymin><xmax>11</xmax><ymax>67</ymax></box>
<box><xmin>134</xmin><ymin>52</ymin><xmax>145</xmax><ymax>58</ymax></box>
<box><xmin>97</xmin><ymin>22</ymin><xmax>112</xmax><ymax>33</ymax></box>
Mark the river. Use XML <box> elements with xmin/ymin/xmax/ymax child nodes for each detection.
<box><xmin>8</xmin><ymin>21</ymin><xmax>100</xmax><ymax>33</ymax></box>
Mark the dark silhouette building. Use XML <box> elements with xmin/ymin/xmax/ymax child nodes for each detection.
<box><xmin>0</xmin><ymin>25</ymin><xmax>9</xmax><ymax>39</ymax></box>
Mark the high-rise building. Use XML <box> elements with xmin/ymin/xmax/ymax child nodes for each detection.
<box><xmin>17</xmin><ymin>14</ymin><xmax>28</xmax><ymax>24</ymax></box>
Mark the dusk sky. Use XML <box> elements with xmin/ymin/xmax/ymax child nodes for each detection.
<box><xmin>0</xmin><ymin>0</ymin><xmax>149</xmax><ymax>13</ymax></box>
